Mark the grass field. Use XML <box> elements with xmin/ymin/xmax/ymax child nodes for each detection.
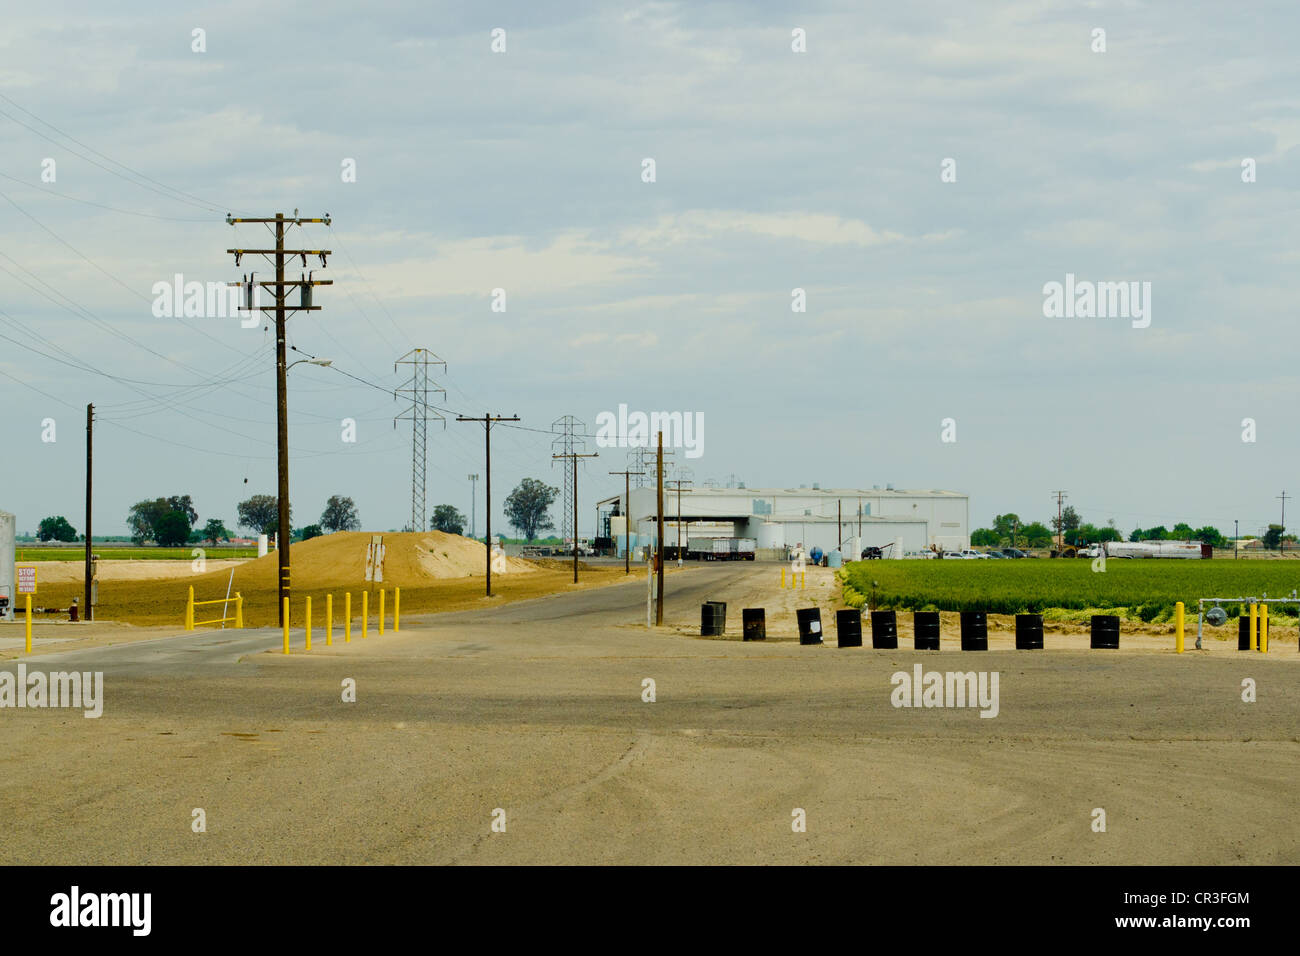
<box><xmin>15</xmin><ymin>546</ymin><xmax>259</xmax><ymax>561</ymax></box>
<box><xmin>841</xmin><ymin>559</ymin><xmax>1300</xmax><ymax>622</ymax></box>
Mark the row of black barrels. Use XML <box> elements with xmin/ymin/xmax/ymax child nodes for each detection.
<box><xmin>702</xmin><ymin>603</ymin><xmax>1124</xmax><ymax>649</ymax></box>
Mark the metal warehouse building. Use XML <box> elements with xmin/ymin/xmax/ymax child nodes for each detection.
<box><xmin>596</xmin><ymin>486</ymin><xmax>969</xmax><ymax>558</ymax></box>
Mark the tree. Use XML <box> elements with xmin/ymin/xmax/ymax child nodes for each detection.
<box><xmin>320</xmin><ymin>495</ymin><xmax>360</xmax><ymax>533</ymax></box>
<box><xmin>37</xmin><ymin>515</ymin><xmax>77</xmax><ymax>542</ymax></box>
<box><xmin>970</xmin><ymin>528</ymin><xmax>999</xmax><ymax>547</ymax></box>
<box><xmin>1194</xmin><ymin>525</ymin><xmax>1226</xmax><ymax>548</ymax></box>
<box><xmin>1096</xmin><ymin>525</ymin><xmax>1122</xmax><ymax>543</ymax></box>
<box><xmin>299</xmin><ymin>524</ymin><xmax>324</xmax><ymax>541</ymax></box>
<box><xmin>430</xmin><ymin>505</ymin><xmax>467</xmax><ymax>535</ymax></box>
<box><xmin>127</xmin><ymin>495</ymin><xmax>198</xmax><ymax>543</ymax></box>
<box><xmin>1262</xmin><ymin>524</ymin><xmax>1284</xmax><ymax>550</ymax></box>
<box><xmin>154</xmin><ymin>511</ymin><xmax>191</xmax><ymax>547</ymax></box>
<box><xmin>202</xmin><ymin>518</ymin><xmax>231</xmax><ymax>545</ymax></box>
<box><xmin>237</xmin><ymin>495</ymin><xmax>287</xmax><ymax>537</ymax></box>
<box><xmin>504</xmin><ymin>478</ymin><xmax>558</xmax><ymax>541</ymax></box>
<box><xmin>992</xmin><ymin>513</ymin><xmax>1021</xmax><ymax>546</ymax></box>
<box><xmin>1020</xmin><ymin>521</ymin><xmax>1054</xmax><ymax>548</ymax></box>
<box><xmin>1170</xmin><ymin>522</ymin><xmax>1195</xmax><ymax>540</ymax></box>
<box><xmin>1051</xmin><ymin>505</ymin><xmax>1081</xmax><ymax>538</ymax></box>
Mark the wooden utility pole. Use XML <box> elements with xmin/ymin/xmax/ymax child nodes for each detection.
<box><xmin>1279</xmin><ymin>491</ymin><xmax>1290</xmax><ymax>552</ymax></box>
<box><xmin>666</xmin><ymin>478</ymin><xmax>692</xmax><ymax>565</ymax></box>
<box><xmin>1051</xmin><ymin>490</ymin><xmax>1068</xmax><ymax>552</ymax></box>
<box><xmin>457</xmin><ymin>414</ymin><xmax>520</xmax><ymax>595</ymax></box>
<box><xmin>227</xmin><ymin>212</ymin><xmax>333</xmax><ymax>625</ymax></box>
<box><xmin>656</xmin><ymin>432</ymin><xmax>665</xmax><ymax>624</ymax></box>
<box><xmin>609</xmin><ymin>470</ymin><xmax>643</xmax><ymax>574</ymax></box>
<box><xmin>84</xmin><ymin>403</ymin><xmax>93</xmax><ymax>621</ymax></box>
<box><xmin>553</xmin><ymin>450</ymin><xmax>597</xmax><ymax>583</ymax></box>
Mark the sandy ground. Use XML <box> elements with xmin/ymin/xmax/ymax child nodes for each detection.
<box><xmin>28</xmin><ymin>559</ymin><xmax>249</xmax><ymax>584</ymax></box>
<box><xmin>0</xmin><ymin>563</ymin><xmax>1295</xmax><ymax>865</ymax></box>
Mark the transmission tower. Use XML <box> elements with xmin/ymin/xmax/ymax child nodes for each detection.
<box><xmin>551</xmin><ymin>416</ymin><xmax>586</xmax><ymax>543</ymax></box>
<box><xmin>394</xmin><ymin>349</ymin><xmax>446</xmax><ymax>533</ymax></box>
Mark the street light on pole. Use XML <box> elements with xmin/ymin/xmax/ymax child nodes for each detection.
<box><xmin>468</xmin><ymin>474</ymin><xmax>479</xmax><ymax>539</ymax></box>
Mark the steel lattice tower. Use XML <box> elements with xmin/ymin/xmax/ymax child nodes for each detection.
<box><xmin>551</xmin><ymin>416</ymin><xmax>586</xmax><ymax>543</ymax></box>
<box><xmin>394</xmin><ymin>349</ymin><xmax>446</xmax><ymax>532</ymax></box>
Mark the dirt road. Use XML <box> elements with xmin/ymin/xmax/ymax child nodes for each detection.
<box><xmin>1</xmin><ymin>564</ymin><xmax>1295</xmax><ymax>865</ymax></box>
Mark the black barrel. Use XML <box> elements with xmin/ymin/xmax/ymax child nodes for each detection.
<box><xmin>913</xmin><ymin>611</ymin><xmax>940</xmax><ymax>650</ymax></box>
<box><xmin>960</xmin><ymin>611</ymin><xmax>987</xmax><ymax>650</ymax></box>
<box><xmin>701</xmin><ymin>601</ymin><xmax>725</xmax><ymax>636</ymax></box>
<box><xmin>835</xmin><ymin>609</ymin><xmax>862</xmax><ymax>647</ymax></box>
<box><xmin>1090</xmin><ymin>614</ymin><xmax>1120</xmax><ymax>649</ymax></box>
<box><xmin>797</xmin><ymin>608</ymin><xmax>823</xmax><ymax>645</ymax></box>
<box><xmin>870</xmin><ymin>609</ymin><xmax>898</xmax><ymax>649</ymax></box>
<box><xmin>742</xmin><ymin>607</ymin><xmax>766</xmax><ymax>641</ymax></box>
<box><xmin>1238</xmin><ymin>615</ymin><xmax>1252</xmax><ymax>651</ymax></box>
<box><xmin>1015</xmin><ymin>613</ymin><xmax>1044</xmax><ymax>650</ymax></box>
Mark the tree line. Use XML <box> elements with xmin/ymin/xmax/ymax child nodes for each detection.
<box><xmin>970</xmin><ymin>507</ymin><xmax>1286</xmax><ymax>550</ymax></box>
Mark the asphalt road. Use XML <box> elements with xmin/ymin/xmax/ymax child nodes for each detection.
<box><xmin>2</xmin><ymin>563</ymin><xmax>1297</xmax><ymax>865</ymax></box>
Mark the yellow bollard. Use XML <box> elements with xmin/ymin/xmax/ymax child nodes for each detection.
<box><xmin>781</xmin><ymin>567</ymin><xmax>786</xmax><ymax>589</ymax></box>
<box><xmin>1249</xmin><ymin>603</ymin><xmax>1258</xmax><ymax>651</ymax></box>
<box><xmin>25</xmin><ymin>593</ymin><xmax>32</xmax><ymax>654</ymax></box>
<box><xmin>283</xmin><ymin>597</ymin><xmax>290</xmax><ymax>654</ymax></box>
<box><xmin>186</xmin><ymin>586</ymin><xmax>194</xmax><ymax>630</ymax></box>
<box><xmin>235</xmin><ymin>593</ymin><xmax>243</xmax><ymax>629</ymax></box>
<box><xmin>379</xmin><ymin>589</ymin><xmax>385</xmax><ymax>635</ymax></box>
<box><xmin>362</xmin><ymin>591</ymin><xmax>369</xmax><ymax>638</ymax></box>
<box><xmin>1260</xmin><ymin>603</ymin><xmax>1268</xmax><ymax>653</ymax></box>
<box><xmin>800</xmin><ymin>570</ymin><xmax>805</xmax><ymax>590</ymax></box>
<box><xmin>394</xmin><ymin>587</ymin><xmax>400</xmax><ymax>632</ymax></box>
<box><xmin>345</xmin><ymin>592</ymin><xmax>352</xmax><ymax>643</ymax></box>
<box><xmin>305</xmin><ymin>596</ymin><xmax>312</xmax><ymax>651</ymax></box>
<box><xmin>1175</xmin><ymin>602</ymin><xmax>1184</xmax><ymax>654</ymax></box>
<box><xmin>326</xmin><ymin>594</ymin><xmax>333</xmax><ymax>646</ymax></box>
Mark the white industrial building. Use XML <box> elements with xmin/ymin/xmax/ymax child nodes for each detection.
<box><xmin>597</xmin><ymin>486</ymin><xmax>969</xmax><ymax>558</ymax></box>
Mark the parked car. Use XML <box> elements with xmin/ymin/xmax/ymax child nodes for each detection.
<box><xmin>940</xmin><ymin>550</ymin><xmax>966</xmax><ymax>559</ymax></box>
<box><xmin>984</xmin><ymin>549</ymin><xmax>1007</xmax><ymax>558</ymax></box>
<box><xmin>961</xmin><ymin>549</ymin><xmax>989</xmax><ymax>559</ymax></box>
<box><xmin>1076</xmin><ymin>544</ymin><xmax>1102</xmax><ymax>559</ymax></box>
<box><xmin>1001</xmin><ymin>548</ymin><xmax>1028</xmax><ymax>559</ymax></box>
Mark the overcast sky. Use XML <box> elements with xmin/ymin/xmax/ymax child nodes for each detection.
<box><xmin>1</xmin><ymin>0</ymin><xmax>1297</xmax><ymax>539</ymax></box>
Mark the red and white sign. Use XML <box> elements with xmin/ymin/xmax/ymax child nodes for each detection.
<box><xmin>17</xmin><ymin>566</ymin><xmax>37</xmax><ymax>594</ymax></box>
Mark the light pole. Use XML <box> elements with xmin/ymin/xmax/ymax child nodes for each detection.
<box><xmin>276</xmin><ymin>355</ymin><xmax>331</xmax><ymax>623</ymax></box>
<box><xmin>468</xmin><ymin>474</ymin><xmax>479</xmax><ymax>538</ymax></box>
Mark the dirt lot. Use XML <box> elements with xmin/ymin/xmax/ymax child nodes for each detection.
<box><xmin>1</xmin><ymin>563</ymin><xmax>1295</xmax><ymax>865</ymax></box>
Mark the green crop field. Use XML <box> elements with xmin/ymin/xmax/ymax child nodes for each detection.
<box><xmin>841</xmin><ymin>559</ymin><xmax>1300</xmax><ymax>622</ymax></box>
<box><xmin>14</xmin><ymin>547</ymin><xmax>259</xmax><ymax>562</ymax></box>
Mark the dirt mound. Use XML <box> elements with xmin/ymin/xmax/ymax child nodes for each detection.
<box><xmin>189</xmin><ymin>531</ymin><xmax>534</xmax><ymax>593</ymax></box>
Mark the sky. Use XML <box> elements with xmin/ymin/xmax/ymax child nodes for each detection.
<box><xmin>1</xmin><ymin>0</ymin><xmax>1297</xmax><ymax>540</ymax></box>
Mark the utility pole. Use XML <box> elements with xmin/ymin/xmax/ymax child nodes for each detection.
<box><xmin>553</xmin><ymin>449</ymin><xmax>598</xmax><ymax>583</ymax></box>
<box><xmin>656</xmin><ymin>431</ymin><xmax>665</xmax><ymax>624</ymax></box>
<box><xmin>1235</xmin><ymin>519</ymin><xmax>1239</xmax><ymax>560</ymax></box>
<box><xmin>227</xmin><ymin>212</ymin><xmax>332</xmax><ymax>625</ymax></box>
<box><xmin>84</xmin><ymin>403</ymin><xmax>93</xmax><ymax>621</ymax></box>
<box><xmin>456</xmin><ymin>414</ymin><xmax>520</xmax><ymax>596</ymax></box>
<box><xmin>838</xmin><ymin>498</ymin><xmax>842</xmax><ymax>552</ymax></box>
<box><xmin>666</xmin><ymin>478</ymin><xmax>692</xmax><ymax>566</ymax></box>
<box><xmin>1051</xmin><ymin>491</ymin><xmax>1068</xmax><ymax>552</ymax></box>
<box><xmin>609</xmin><ymin>469</ymin><xmax>643</xmax><ymax>574</ymax></box>
<box><xmin>1279</xmin><ymin>491</ymin><xmax>1290</xmax><ymax>553</ymax></box>
<box><xmin>468</xmin><ymin>474</ymin><xmax>479</xmax><ymax>538</ymax></box>
<box><xmin>394</xmin><ymin>349</ymin><xmax>446</xmax><ymax>533</ymax></box>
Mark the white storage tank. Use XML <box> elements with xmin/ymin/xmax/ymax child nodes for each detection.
<box><xmin>756</xmin><ymin>521</ymin><xmax>785</xmax><ymax>550</ymax></box>
<box><xmin>0</xmin><ymin>510</ymin><xmax>15</xmax><ymax>622</ymax></box>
